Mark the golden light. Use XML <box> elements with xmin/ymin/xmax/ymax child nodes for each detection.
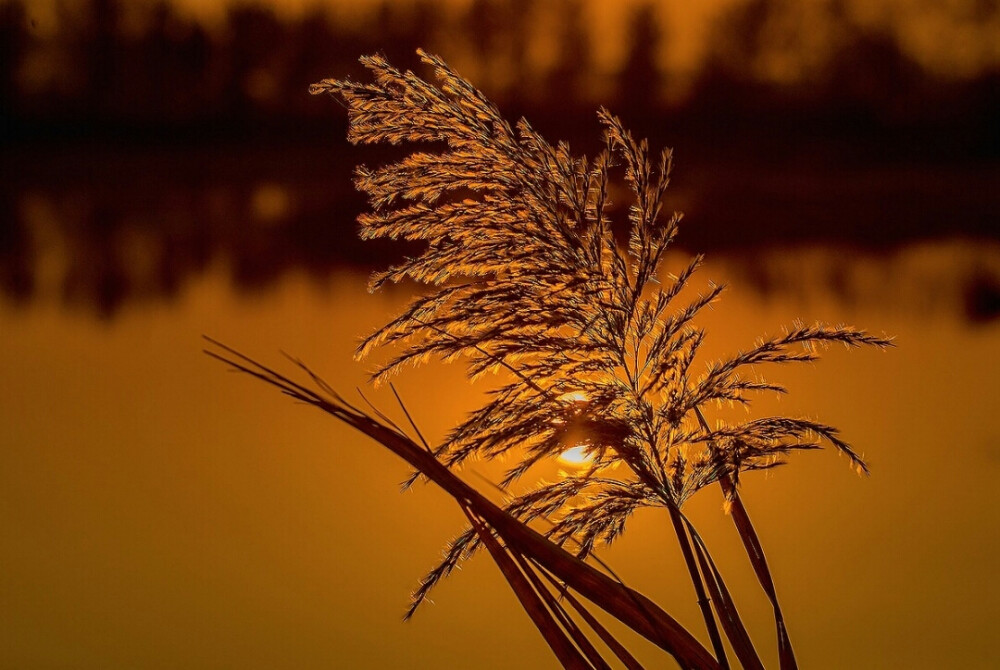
<box><xmin>559</xmin><ymin>391</ymin><xmax>589</xmax><ymax>404</ymax></box>
<box><xmin>557</xmin><ymin>445</ymin><xmax>595</xmax><ymax>467</ymax></box>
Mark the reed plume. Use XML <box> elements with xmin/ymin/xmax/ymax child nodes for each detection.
<box><xmin>211</xmin><ymin>49</ymin><xmax>891</xmax><ymax>669</ymax></box>
<box><xmin>310</xmin><ymin>47</ymin><xmax>888</xmax><ymax>608</ymax></box>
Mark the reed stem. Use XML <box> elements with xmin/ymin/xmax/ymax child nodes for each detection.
<box><xmin>668</xmin><ymin>503</ymin><xmax>729</xmax><ymax>670</ymax></box>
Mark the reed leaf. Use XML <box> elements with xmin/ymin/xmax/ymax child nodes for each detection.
<box><xmin>668</xmin><ymin>504</ymin><xmax>729</xmax><ymax>669</ymax></box>
<box><xmin>536</xmin><ymin>567</ymin><xmax>647</xmax><ymax>670</ymax></box>
<box><xmin>509</xmin><ymin>550</ymin><xmax>612</xmax><ymax>670</ymax></box>
<box><xmin>464</xmin><ymin>508</ymin><xmax>596</xmax><ymax>669</ymax></box>
<box><xmin>204</xmin><ymin>338</ymin><xmax>719</xmax><ymax>669</ymax></box>
<box><xmin>721</xmin><ymin>476</ymin><xmax>797</xmax><ymax>670</ymax></box>
<box><xmin>682</xmin><ymin>514</ymin><xmax>764</xmax><ymax>670</ymax></box>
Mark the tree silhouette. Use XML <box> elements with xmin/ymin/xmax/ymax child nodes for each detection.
<box><xmin>543</xmin><ymin>0</ymin><xmax>591</xmax><ymax>109</ymax></box>
<box><xmin>617</xmin><ymin>3</ymin><xmax>663</xmax><ymax>121</ymax></box>
<box><xmin>133</xmin><ymin>2</ymin><xmax>210</xmax><ymax>123</ymax></box>
<box><xmin>223</xmin><ymin>4</ymin><xmax>283</xmax><ymax>119</ymax></box>
<box><xmin>76</xmin><ymin>0</ymin><xmax>122</xmax><ymax>120</ymax></box>
<box><xmin>0</xmin><ymin>1</ymin><xmax>27</xmax><ymax>123</ymax></box>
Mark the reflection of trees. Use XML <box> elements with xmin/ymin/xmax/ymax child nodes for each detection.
<box><xmin>1</xmin><ymin>146</ymin><xmax>410</xmax><ymax>317</ymax></box>
<box><xmin>0</xmin><ymin>189</ymin><xmax>32</xmax><ymax>303</ymax></box>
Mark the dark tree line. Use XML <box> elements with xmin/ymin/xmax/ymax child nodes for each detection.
<box><xmin>1</xmin><ymin>0</ymin><xmax>997</xmax><ymax>318</ymax></box>
<box><xmin>0</xmin><ymin>0</ymin><xmax>995</xmax><ymax>158</ymax></box>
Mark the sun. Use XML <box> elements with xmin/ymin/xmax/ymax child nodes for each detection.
<box><xmin>559</xmin><ymin>391</ymin><xmax>590</xmax><ymax>404</ymax></box>
<box><xmin>557</xmin><ymin>445</ymin><xmax>595</xmax><ymax>467</ymax></box>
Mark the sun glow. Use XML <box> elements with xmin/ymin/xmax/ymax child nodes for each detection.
<box><xmin>557</xmin><ymin>445</ymin><xmax>595</xmax><ymax>467</ymax></box>
<box><xmin>559</xmin><ymin>391</ymin><xmax>589</xmax><ymax>403</ymax></box>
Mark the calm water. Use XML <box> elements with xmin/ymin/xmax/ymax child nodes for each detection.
<box><xmin>2</xmin><ymin>246</ymin><xmax>998</xmax><ymax>668</ymax></box>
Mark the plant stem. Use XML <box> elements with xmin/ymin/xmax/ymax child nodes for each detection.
<box><xmin>668</xmin><ymin>503</ymin><xmax>729</xmax><ymax>670</ymax></box>
<box><xmin>694</xmin><ymin>405</ymin><xmax>797</xmax><ymax>669</ymax></box>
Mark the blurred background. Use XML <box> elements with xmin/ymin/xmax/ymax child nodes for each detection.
<box><xmin>2</xmin><ymin>0</ymin><xmax>998</xmax><ymax>668</ymax></box>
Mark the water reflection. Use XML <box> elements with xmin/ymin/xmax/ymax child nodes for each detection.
<box><xmin>4</xmin><ymin>146</ymin><xmax>393</xmax><ymax>317</ymax></box>
<box><xmin>5</xmin><ymin>154</ymin><xmax>998</xmax><ymax>323</ymax></box>
<box><xmin>1</xmin><ymin>263</ymin><xmax>997</xmax><ymax>668</ymax></box>
<box><xmin>720</xmin><ymin>241</ymin><xmax>1000</xmax><ymax>325</ymax></box>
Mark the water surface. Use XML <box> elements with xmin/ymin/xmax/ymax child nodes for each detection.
<box><xmin>2</xmin><ymin>251</ymin><xmax>997</xmax><ymax>668</ymax></box>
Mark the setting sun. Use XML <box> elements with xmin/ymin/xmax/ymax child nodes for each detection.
<box><xmin>557</xmin><ymin>445</ymin><xmax>595</xmax><ymax>467</ymax></box>
<box><xmin>559</xmin><ymin>391</ymin><xmax>590</xmax><ymax>404</ymax></box>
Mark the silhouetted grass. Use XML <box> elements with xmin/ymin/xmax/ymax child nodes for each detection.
<box><xmin>210</xmin><ymin>50</ymin><xmax>892</xmax><ymax>669</ymax></box>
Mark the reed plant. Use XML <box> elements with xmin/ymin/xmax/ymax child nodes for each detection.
<box><xmin>208</xmin><ymin>50</ymin><xmax>891</xmax><ymax>669</ymax></box>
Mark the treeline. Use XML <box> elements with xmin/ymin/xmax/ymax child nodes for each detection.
<box><xmin>1</xmin><ymin>0</ymin><xmax>997</xmax><ymax>159</ymax></box>
<box><xmin>1</xmin><ymin>0</ymin><xmax>997</xmax><ymax>317</ymax></box>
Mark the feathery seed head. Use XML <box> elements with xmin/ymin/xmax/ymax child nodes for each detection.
<box><xmin>312</xmin><ymin>51</ymin><xmax>892</xmax><ymax>600</ymax></box>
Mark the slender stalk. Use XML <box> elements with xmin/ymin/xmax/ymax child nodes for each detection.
<box><xmin>464</xmin><ymin>507</ymin><xmax>596</xmax><ymax>670</ymax></box>
<box><xmin>667</xmin><ymin>503</ymin><xmax>729</xmax><ymax>670</ymax></box>
<box><xmin>205</xmin><ymin>340</ymin><xmax>721</xmax><ymax>669</ymax></box>
<box><xmin>694</xmin><ymin>406</ymin><xmax>797</xmax><ymax>669</ymax></box>
<box><xmin>681</xmin><ymin>513</ymin><xmax>765</xmax><ymax>670</ymax></box>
